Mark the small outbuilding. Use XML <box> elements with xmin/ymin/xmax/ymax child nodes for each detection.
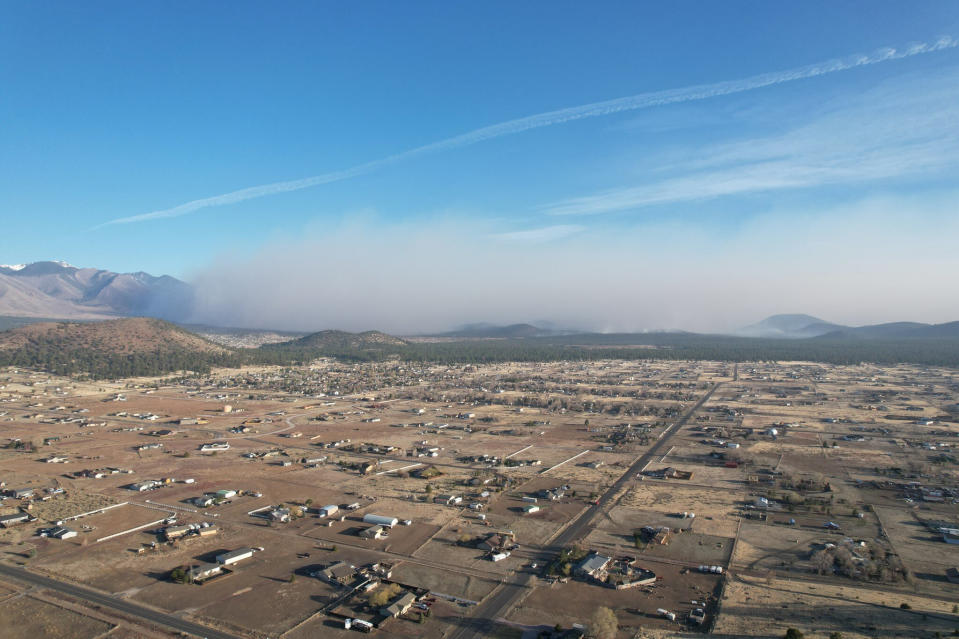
<box><xmin>319</xmin><ymin>504</ymin><xmax>339</xmax><ymax>517</ymax></box>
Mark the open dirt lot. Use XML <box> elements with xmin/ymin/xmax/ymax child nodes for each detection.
<box><xmin>874</xmin><ymin>504</ymin><xmax>959</xmax><ymax>590</ymax></box>
<box><xmin>0</xmin><ymin>594</ymin><xmax>113</xmax><ymax>639</ymax></box>
<box><xmin>616</xmin><ymin>482</ymin><xmax>742</xmax><ymax>538</ymax></box>
<box><xmin>716</xmin><ymin>574</ymin><xmax>959</xmax><ymax>638</ymax></box>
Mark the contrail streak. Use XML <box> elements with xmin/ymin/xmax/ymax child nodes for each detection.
<box><xmin>103</xmin><ymin>36</ymin><xmax>956</xmax><ymax>226</ymax></box>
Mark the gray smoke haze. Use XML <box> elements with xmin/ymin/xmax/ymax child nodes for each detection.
<box><xmin>187</xmin><ymin>193</ymin><xmax>959</xmax><ymax>334</ymax></box>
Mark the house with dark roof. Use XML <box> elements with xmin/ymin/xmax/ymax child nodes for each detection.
<box><xmin>0</xmin><ymin>512</ymin><xmax>30</xmax><ymax>527</ymax></box>
<box><xmin>49</xmin><ymin>526</ymin><xmax>77</xmax><ymax>539</ymax></box>
<box><xmin>317</xmin><ymin>561</ymin><xmax>356</xmax><ymax>586</ymax></box>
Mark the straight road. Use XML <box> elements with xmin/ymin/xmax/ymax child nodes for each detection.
<box><xmin>0</xmin><ymin>563</ymin><xmax>238</xmax><ymax>639</ymax></box>
<box><xmin>448</xmin><ymin>383</ymin><xmax>721</xmax><ymax>639</ymax></box>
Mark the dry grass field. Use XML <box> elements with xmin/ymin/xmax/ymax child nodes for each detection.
<box><xmin>0</xmin><ymin>594</ymin><xmax>113</xmax><ymax>639</ymax></box>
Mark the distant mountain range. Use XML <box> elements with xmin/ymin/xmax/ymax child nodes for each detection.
<box><xmin>0</xmin><ymin>261</ymin><xmax>193</xmax><ymax>321</ymax></box>
<box><xmin>262</xmin><ymin>329</ymin><xmax>409</xmax><ymax>357</ymax></box>
<box><xmin>735</xmin><ymin>313</ymin><xmax>959</xmax><ymax>340</ymax></box>
<box><xmin>438</xmin><ymin>322</ymin><xmax>565</xmax><ymax>338</ymax></box>
<box><xmin>2</xmin><ymin>262</ymin><xmax>958</xmax><ymax>345</ymax></box>
<box><xmin>735</xmin><ymin>314</ymin><xmax>846</xmax><ymax>338</ymax></box>
<box><xmin>430</xmin><ymin>316</ymin><xmax>959</xmax><ymax>341</ymax></box>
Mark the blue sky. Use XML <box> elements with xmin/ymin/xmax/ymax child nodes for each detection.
<box><xmin>2</xmin><ymin>2</ymin><xmax>959</xmax><ymax>330</ymax></box>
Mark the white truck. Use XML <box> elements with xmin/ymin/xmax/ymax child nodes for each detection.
<box><xmin>345</xmin><ymin>618</ymin><xmax>373</xmax><ymax>633</ymax></box>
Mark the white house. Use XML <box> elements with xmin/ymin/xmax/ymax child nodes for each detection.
<box><xmin>359</xmin><ymin>525</ymin><xmax>387</xmax><ymax>540</ymax></box>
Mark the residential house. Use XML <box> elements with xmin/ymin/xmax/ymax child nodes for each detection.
<box><xmin>359</xmin><ymin>525</ymin><xmax>387</xmax><ymax>540</ymax></box>
<box><xmin>477</xmin><ymin>534</ymin><xmax>505</xmax><ymax>552</ymax></box>
<box><xmin>317</xmin><ymin>561</ymin><xmax>356</xmax><ymax>586</ymax></box>
<box><xmin>269</xmin><ymin>507</ymin><xmax>291</xmax><ymax>523</ymax></box>
<box><xmin>380</xmin><ymin>591</ymin><xmax>417</xmax><ymax>618</ymax></box>
<box><xmin>187</xmin><ymin>563</ymin><xmax>222</xmax><ymax>582</ymax></box>
<box><xmin>575</xmin><ymin>552</ymin><xmax>612</xmax><ymax>581</ymax></box>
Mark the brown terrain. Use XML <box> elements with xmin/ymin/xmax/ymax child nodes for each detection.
<box><xmin>0</xmin><ymin>358</ymin><xmax>956</xmax><ymax>639</ymax></box>
<box><xmin>0</xmin><ymin>317</ymin><xmax>229</xmax><ymax>355</ymax></box>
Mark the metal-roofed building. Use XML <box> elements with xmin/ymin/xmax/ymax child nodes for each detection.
<box><xmin>575</xmin><ymin>552</ymin><xmax>612</xmax><ymax>579</ymax></box>
<box><xmin>49</xmin><ymin>526</ymin><xmax>77</xmax><ymax>539</ymax></box>
<box><xmin>216</xmin><ymin>547</ymin><xmax>255</xmax><ymax>565</ymax></box>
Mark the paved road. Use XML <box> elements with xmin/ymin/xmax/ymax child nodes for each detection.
<box><xmin>0</xmin><ymin>563</ymin><xmax>238</xmax><ymax>639</ymax></box>
<box><xmin>448</xmin><ymin>383</ymin><xmax>722</xmax><ymax>639</ymax></box>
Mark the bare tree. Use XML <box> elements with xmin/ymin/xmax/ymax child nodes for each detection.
<box><xmin>588</xmin><ymin>606</ymin><xmax>618</xmax><ymax>639</ymax></box>
<box><xmin>811</xmin><ymin>549</ymin><xmax>833</xmax><ymax>576</ymax></box>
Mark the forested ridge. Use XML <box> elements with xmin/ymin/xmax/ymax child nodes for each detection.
<box><xmin>0</xmin><ymin>318</ymin><xmax>238</xmax><ymax>378</ymax></box>
<box><xmin>3</xmin><ymin>320</ymin><xmax>959</xmax><ymax>379</ymax></box>
<box><xmin>262</xmin><ymin>332</ymin><xmax>959</xmax><ymax>367</ymax></box>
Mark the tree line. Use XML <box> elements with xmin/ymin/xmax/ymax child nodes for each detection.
<box><xmin>5</xmin><ymin>329</ymin><xmax>959</xmax><ymax>380</ymax></box>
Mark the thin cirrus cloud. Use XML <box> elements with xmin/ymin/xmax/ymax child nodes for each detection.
<box><xmin>544</xmin><ymin>68</ymin><xmax>959</xmax><ymax>216</ymax></box>
<box><xmin>98</xmin><ymin>36</ymin><xmax>957</xmax><ymax>227</ymax></box>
